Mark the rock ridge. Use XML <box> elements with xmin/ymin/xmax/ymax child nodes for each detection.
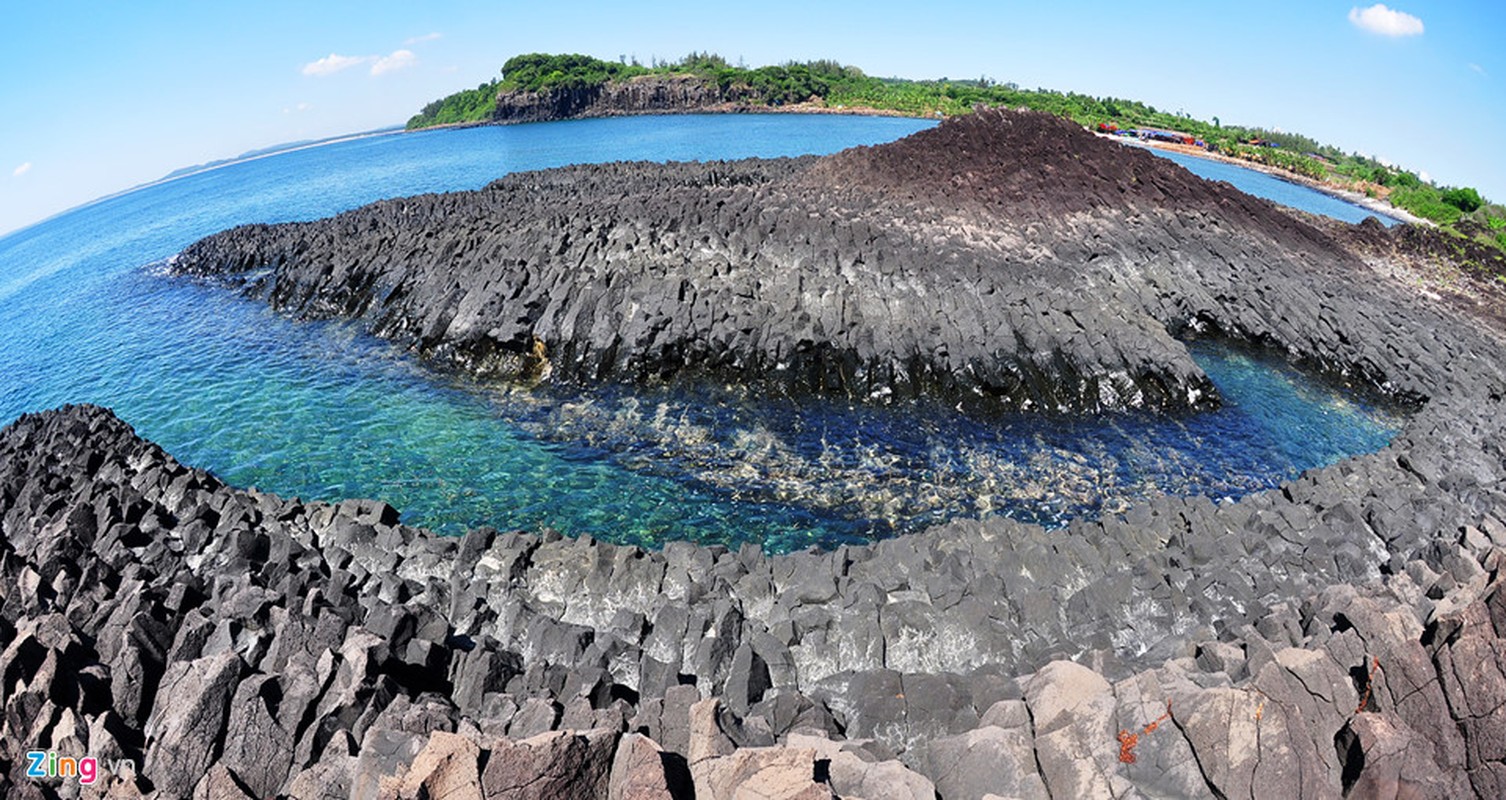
<box><xmin>171</xmin><ymin>109</ymin><xmax>1503</xmax><ymax>415</ymax></box>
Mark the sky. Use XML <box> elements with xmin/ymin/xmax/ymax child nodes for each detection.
<box><xmin>1</xmin><ymin>0</ymin><xmax>1502</xmax><ymax>236</ymax></box>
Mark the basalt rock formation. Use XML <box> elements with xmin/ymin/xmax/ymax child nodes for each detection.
<box><xmin>3</xmin><ymin>386</ymin><xmax>1506</xmax><ymax>799</ymax></box>
<box><xmin>173</xmin><ymin>108</ymin><xmax>1495</xmax><ymax>414</ymax></box>
<box><xmin>10</xmin><ymin>107</ymin><xmax>1505</xmax><ymax>797</ymax></box>
<box><xmin>491</xmin><ymin>74</ymin><xmax>763</xmax><ymax>124</ymax></box>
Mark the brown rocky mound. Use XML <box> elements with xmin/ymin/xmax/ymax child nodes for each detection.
<box><xmin>802</xmin><ymin>108</ymin><xmax>1343</xmax><ymax>243</ymax></box>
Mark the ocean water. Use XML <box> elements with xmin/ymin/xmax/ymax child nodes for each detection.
<box><xmin>0</xmin><ymin>114</ymin><xmax>1406</xmax><ymax>551</ymax></box>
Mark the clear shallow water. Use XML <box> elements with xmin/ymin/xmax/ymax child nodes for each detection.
<box><xmin>492</xmin><ymin>339</ymin><xmax>1405</xmax><ymax>540</ymax></box>
<box><xmin>0</xmin><ymin>114</ymin><xmax>1405</xmax><ymax>551</ymax></box>
<box><xmin>1142</xmin><ymin>146</ymin><xmax>1404</xmax><ymax>226</ymax></box>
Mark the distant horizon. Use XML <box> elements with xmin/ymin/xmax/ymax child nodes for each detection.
<box><xmin>0</xmin><ymin>99</ymin><xmax>1419</xmax><ymax>242</ymax></box>
<box><xmin>2</xmin><ymin>1</ymin><xmax>1501</xmax><ymax>237</ymax></box>
<box><xmin>0</xmin><ymin>125</ymin><xmax>410</xmax><ymax>240</ymax></box>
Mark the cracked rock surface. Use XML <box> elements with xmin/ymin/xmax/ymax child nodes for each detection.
<box><xmin>0</xmin><ymin>380</ymin><xmax>1503</xmax><ymax>799</ymax></box>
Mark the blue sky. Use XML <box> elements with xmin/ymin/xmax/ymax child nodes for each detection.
<box><xmin>1</xmin><ymin>1</ymin><xmax>1501</xmax><ymax>236</ymax></box>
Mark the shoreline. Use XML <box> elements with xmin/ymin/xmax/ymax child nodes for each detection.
<box><xmin>1102</xmin><ymin>133</ymin><xmax>1423</xmax><ymax>225</ymax></box>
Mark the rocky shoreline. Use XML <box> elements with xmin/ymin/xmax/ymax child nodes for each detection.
<box><xmin>4</xmin><ymin>108</ymin><xmax>1506</xmax><ymax>797</ymax></box>
<box><xmin>2</xmin><ymin>381</ymin><xmax>1505</xmax><ymax>799</ymax></box>
<box><xmin>484</xmin><ymin>75</ymin><xmax>922</xmax><ymax>127</ymax></box>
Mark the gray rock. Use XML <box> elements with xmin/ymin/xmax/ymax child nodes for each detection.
<box><xmin>924</xmin><ymin>726</ymin><xmax>1044</xmax><ymax>800</ymax></box>
<box><xmin>142</xmin><ymin>651</ymin><xmax>244</xmax><ymax>798</ymax></box>
<box><xmin>480</xmin><ymin>729</ymin><xmax>618</xmax><ymax>800</ymax></box>
<box><xmin>1024</xmin><ymin>661</ymin><xmax>1126</xmax><ymax>799</ymax></box>
<box><xmin>218</xmin><ymin>674</ymin><xmax>297</xmax><ymax>798</ymax></box>
<box><xmin>507</xmin><ymin>697</ymin><xmax>562</xmax><ymax>739</ymax></box>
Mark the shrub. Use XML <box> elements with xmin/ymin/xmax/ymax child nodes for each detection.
<box><xmin>1441</xmin><ymin>186</ymin><xmax>1484</xmax><ymax>213</ymax></box>
<box><xmin>1391</xmin><ymin>186</ymin><xmax>1463</xmax><ymax>225</ymax></box>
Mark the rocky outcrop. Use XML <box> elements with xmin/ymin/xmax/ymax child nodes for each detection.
<box><xmin>0</xmin><ymin>372</ymin><xmax>1504</xmax><ymax>799</ymax></box>
<box><xmin>491</xmin><ymin>74</ymin><xmax>763</xmax><ymax>124</ymax></box>
<box><xmin>0</xmin><ymin>397</ymin><xmax>1493</xmax><ymax>795</ymax></box>
<box><xmin>1320</xmin><ymin>214</ymin><xmax>1506</xmax><ymax>329</ymax></box>
<box><xmin>171</xmin><ymin>108</ymin><xmax>1499</xmax><ymax>416</ymax></box>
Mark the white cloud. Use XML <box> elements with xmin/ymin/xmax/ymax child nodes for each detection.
<box><xmin>371</xmin><ymin>49</ymin><xmax>417</xmax><ymax>76</ymax></box>
<box><xmin>302</xmin><ymin>53</ymin><xmax>372</xmax><ymax>76</ymax></box>
<box><xmin>12</xmin><ymin>162</ymin><xmax>31</xmax><ymax>177</ymax></box>
<box><xmin>282</xmin><ymin>102</ymin><xmax>312</xmax><ymax>115</ymax></box>
<box><xmin>404</xmin><ymin>32</ymin><xmax>442</xmax><ymax>45</ymax></box>
<box><xmin>1348</xmin><ymin>4</ymin><xmax>1424</xmax><ymax>37</ymax></box>
<box><xmin>1419</xmin><ymin>170</ymin><xmax>1432</xmax><ymax>183</ymax></box>
<box><xmin>1471</xmin><ymin>63</ymin><xmax>1487</xmax><ymax>75</ymax></box>
<box><xmin>303</xmin><ymin>45</ymin><xmax>418</xmax><ymax>78</ymax></box>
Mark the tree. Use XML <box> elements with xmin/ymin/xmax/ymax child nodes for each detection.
<box><xmin>1442</xmin><ymin>187</ymin><xmax>1484</xmax><ymax>213</ymax></box>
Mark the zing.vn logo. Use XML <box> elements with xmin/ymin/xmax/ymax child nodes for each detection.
<box><xmin>24</xmin><ymin>750</ymin><xmax>135</xmax><ymax>786</ymax></box>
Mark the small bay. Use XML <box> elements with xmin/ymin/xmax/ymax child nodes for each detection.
<box><xmin>0</xmin><ymin>114</ymin><xmax>1406</xmax><ymax>551</ymax></box>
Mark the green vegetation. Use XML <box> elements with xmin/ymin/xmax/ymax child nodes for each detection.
<box><xmin>1442</xmin><ymin>187</ymin><xmax>1484</xmax><ymax>214</ymax></box>
<box><xmin>410</xmin><ymin>80</ymin><xmax>500</xmax><ymax>128</ymax></box>
<box><xmin>405</xmin><ymin>51</ymin><xmax>1504</xmax><ymax>250</ymax></box>
<box><xmin>1390</xmin><ymin>186</ymin><xmax>1463</xmax><ymax>226</ymax></box>
<box><xmin>496</xmin><ymin>53</ymin><xmax>649</xmax><ymax>92</ymax></box>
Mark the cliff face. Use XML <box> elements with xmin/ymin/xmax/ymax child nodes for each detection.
<box><xmin>491</xmin><ymin>74</ymin><xmax>762</xmax><ymax>123</ymax></box>
<box><xmin>171</xmin><ymin>108</ymin><xmax>1503</xmax><ymax>414</ymax></box>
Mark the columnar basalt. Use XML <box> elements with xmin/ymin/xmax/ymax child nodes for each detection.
<box><xmin>7</xmin><ymin>108</ymin><xmax>1506</xmax><ymax>797</ymax></box>
<box><xmin>176</xmin><ymin>110</ymin><xmax>1504</xmax><ymax>415</ymax></box>
<box><xmin>1</xmin><ymin>389</ymin><xmax>1504</xmax><ymax>797</ymax></box>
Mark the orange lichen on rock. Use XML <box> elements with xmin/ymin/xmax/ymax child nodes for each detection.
<box><xmin>1118</xmin><ymin>700</ymin><xmax>1173</xmax><ymax>764</ymax></box>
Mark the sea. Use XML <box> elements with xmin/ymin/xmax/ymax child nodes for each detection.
<box><xmin>0</xmin><ymin>114</ymin><xmax>1407</xmax><ymax>552</ymax></box>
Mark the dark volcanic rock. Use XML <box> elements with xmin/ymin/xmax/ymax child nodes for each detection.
<box><xmin>0</xmin><ymin>375</ymin><xmax>1504</xmax><ymax>798</ymax></box>
<box><xmin>8</xmin><ymin>110</ymin><xmax>1506</xmax><ymax>800</ymax></box>
<box><xmin>491</xmin><ymin>74</ymin><xmax>762</xmax><ymax>124</ymax></box>
<box><xmin>170</xmin><ymin>108</ymin><xmax>1506</xmax><ymax>414</ymax></box>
